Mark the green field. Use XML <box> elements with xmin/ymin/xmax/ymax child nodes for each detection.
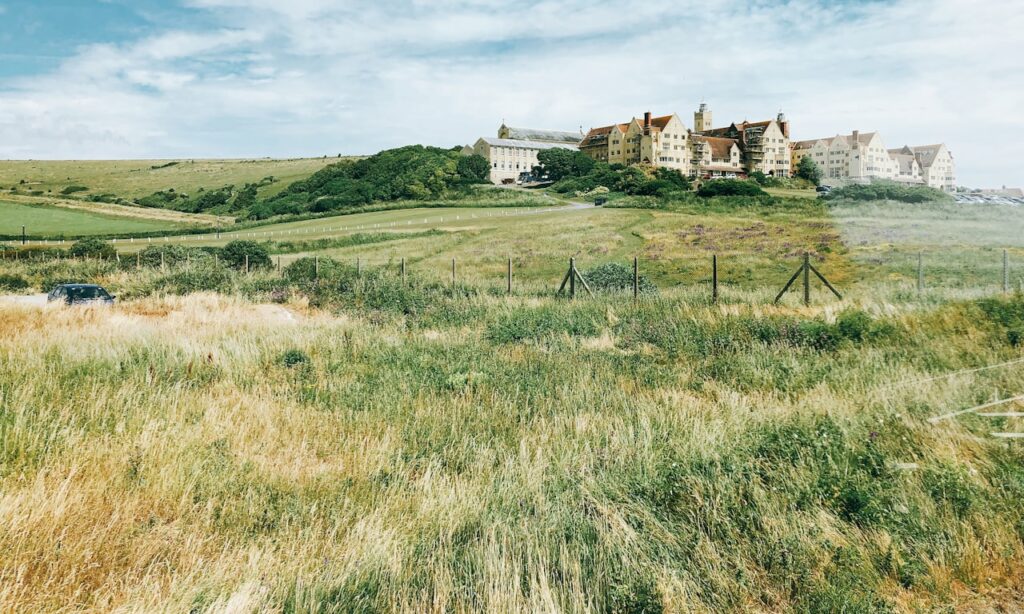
<box><xmin>0</xmin><ymin>199</ymin><xmax>191</xmax><ymax>238</ymax></box>
<box><xmin>0</xmin><ymin>157</ymin><xmax>338</xmax><ymax>201</ymax></box>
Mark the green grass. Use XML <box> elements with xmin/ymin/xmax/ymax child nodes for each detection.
<box><xmin>0</xmin><ymin>199</ymin><xmax>190</xmax><ymax>238</ymax></box>
<box><xmin>0</xmin><ymin>157</ymin><xmax>339</xmax><ymax>200</ymax></box>
<box><xmin>1</xmin><ymin>266</ymin><xmax>1024</xmax><ymax>610</ymax></box>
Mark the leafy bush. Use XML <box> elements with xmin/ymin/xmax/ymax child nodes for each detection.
<box><xmin>136</xmin><ymin>244</ymin><xmax>213</xmax><ymax>269</ymax></box>
<box><xmin>823</xmin><ymin>181</ymin><xmax>951</xmax><ymax>203</ymax></box>
<box><xmin>221</xmin><ymin>240</ymin><xmax>271</xmax><ymax>271</ymax></box>
<box><xmin>279</xmin><ymin>349</ymin><xmax>310</xmax><ymax>368</ymax></box>
<box><xmin>582</xmin><ymin>262</ymin><xmax>657</xmax><ymax>294</ymax></box>
<box><xmin>60</xmin><ymin>185</ymin><xmax>88</xmax><ymax>195</ymax></box>
<box><xmin>697</xmin><ymin>179</ymin><xmax>767</xmax><ymax>198</ymax></box>
<box><xmin>0</xmin><ymin>273</ymin><xmax>29</xmax><ymax>291</ymax></box>
<box><xmin>68</xmin><ymin>237</ymin><xmax>116</xmax><ymax>260</ymax></box>
<box><xmin>282</xmin><ymin>256</ymin><xmax>345</xmax><ymax>282</ymax></box>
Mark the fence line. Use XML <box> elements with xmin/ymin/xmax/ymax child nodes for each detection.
<box><xmin>4</xmin><ymin>204</ymin><xmax>581</xmax><ymax>248</ymax></box>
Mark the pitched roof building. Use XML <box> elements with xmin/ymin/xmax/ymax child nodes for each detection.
<box><xmin>692</xmin><ymin>108</ymin><xmax>792</xmax><ymax>177</ymax></box>
<box><xmin>467</xmin><ymin>124</ymin><xmax>580</xmax><ymax>184</ymax></box>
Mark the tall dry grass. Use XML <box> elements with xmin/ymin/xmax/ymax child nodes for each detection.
<box><xmin>1</xmin><ymin>289</ymin><xmax>1024</xmax><ymax>612</ymax></box>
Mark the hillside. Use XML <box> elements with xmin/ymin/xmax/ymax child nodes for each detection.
<box><xmin>0</xmin><ymin>157</ymin><xmax>339</xmax><ymax>201</ymax></box>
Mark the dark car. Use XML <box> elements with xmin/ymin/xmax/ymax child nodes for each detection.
<box><xmin>47</xmin><ymin>284</ymin><xmax>115</xmax><ymax>305</ymax></box>
<box><xmin>815</xmin><ymin>185</ymin><xmax>832</xmax><ymax>193</ymax></box>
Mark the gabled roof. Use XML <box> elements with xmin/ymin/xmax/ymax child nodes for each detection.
<box><xmin>477</xmin><ymin>137</ymin><xmax>578</xmax><ymax>151</ymax></box>
<box><xmin>502</xmin><ymin>126</ymin><xmax>582</xmax><ymax>144</ymax></box>
<box><xmin>693</xmin><ymin>135</ymin><xmax>739</xmax><ymax>159</ymax></box>
<box><xmin>887</xmin><ymin>144</ymin><xmax>947</xmax><ymax>168</ymax></box>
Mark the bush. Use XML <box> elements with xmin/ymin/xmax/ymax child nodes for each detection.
<box><xmin>220</xmin><ymin>240</ymin><xmax>271</xmax><ymax>271</ymax></box>
<box><xmin>823</xmin><ymin>181</ymin><xmax>951</xmax><ymax>203</ymax></box>
<box><xmin>282</xmin><ymin>256</ymin><xmax>345</xmax><ymax>282</ymax></box>
<box><xmin>582</xmin><ymin>262</ymin><xmax>658</xmax><ymax>294</ymax></box>
<box><xmin>137</xmin><ymin>245</ymin><xmax>213</xmax><ymax>269</ymax></box>
<box><xmin>279</xmin><ymin>349</ymin><xmax>310</xmax><ymax>368</ymax></box>
<box><xmin>485</xmin><ymin>305</ymin><xmax>602</xmax><ymax>343</ymax></box>
<box><xmin>68</xmin><ymin>237</ymin><xmax>116</xmax><ymax>260</ymax></box>
<box><xmin>697</xmin><ymin>179</ymin><xmax>767</xmax><ymax>198</ymax></box>
<box><xmin>60</xmin><ymin>185</ymin><xmax>88</xmax><ymax>195</ymax></box>
<box><xmin>0</xmin><ymin>274</ymin><xmax>29</xmax><ymax>291</ymax></box>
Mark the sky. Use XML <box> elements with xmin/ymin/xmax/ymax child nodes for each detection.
<box><xmin>0</xmin><ymin>0</ymin><xmax>1021</xmax><ymax>187</ymax></box>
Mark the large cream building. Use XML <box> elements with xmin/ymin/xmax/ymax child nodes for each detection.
<box><xmin>791</xmin><ymin>131</ymin><xmax>956</xmax><ymax>191</ymax></box>
<box><xmin>579</xmin><ymin>112</ymin><xmax>691</xmax><ymax>173</ymax></box>
<box><xmin>579</xmin><ymin>104</ymin><xmax>791</xmax><ymax>179</ymax></box>
<box><xmin>467</xmin><ymin>124</ymin><xmax>581</xmax><ymax>184</ymax></box>
<box><xmin>693</xmin><ymin>108</ymin><xmax>792</xmax><ymax>178</ymax></box>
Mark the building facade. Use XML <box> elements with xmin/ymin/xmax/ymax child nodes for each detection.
<box><xmin>791</xmin><ymin>131</ymin><xmax>956</xmax><ymax>191</ymax></box>
<box><xmin>579</xmin><ymin>112</ymin><xmax>691</xmax><ymax>173</ymax></box>
<box><xmin>467</xmin><ymin>125</ymin><xmax>581</xmax><ymax>184</ymax></box>
<box><xmin>693</xmin><ymin>110</ymin><xmax>792</xmax><ymax>177</ymax></box>
<box><xmin>889</xmin><ymin>144</ymin><xmax>956</xmax><ymax>192</ymax></box>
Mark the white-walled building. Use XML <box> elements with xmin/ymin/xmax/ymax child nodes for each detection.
<box><xmin>466</xmin><ymin>124</ymin><xmax>581</xmax><ymax>184</ymax></box>
<box><xmin>792</xmin><ymin>130</ymin><xmax>956</xmax><ymax>192</ymax></box>
<box><xmin>888</xmin><ymin>144</ymin><xmax>956</xmax><ymax>192</ymax></box>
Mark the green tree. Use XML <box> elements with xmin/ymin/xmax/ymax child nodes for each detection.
<box><xmin>456</xmin><ymin>154</ymin><xmax>490</xmax><ymax>183</ymax></box>
<box><xmin>750</xmin><ymin>171</ymin><xmax>768</xmax><ymax>185</ymax></box>
<box><xmin>534</xmin><ymin>149</ymin><xmax>595</xmax><ymax>181</ymax></box>
<box><xmin>796</xmin><ymin>156</ymin><xmax>823</xmax><ymax>186</ymax></box>
<box><xmin>68</xmin><ymin>237</ymin><xmax>116</xmax><ymax>260</ymax></box>
<box><xmin>233</xmin><ymin>184</ymin><xmax>258</xmax><ymax>211</ymax></box>
<box><xmin>654</xmin><ymin>167</ymin><xmax>692</xmax><ymax>191</ymax></box>
<box><xmin>220</xmin><ymin>240</ymin><xmax>271</xmax><ymax>270</ymax></box>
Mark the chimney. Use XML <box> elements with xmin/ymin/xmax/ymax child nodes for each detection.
<box><xmin>644</xmin><ymin>111</ymin><xmax>651</xmax><ymax>127</ymax></box>
<box><xmin>852</xmin><ymin>129</ymin><xmax>859</xmax><ymax>143</ymax></box>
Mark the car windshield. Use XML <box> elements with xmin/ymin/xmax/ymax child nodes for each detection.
<box><xmin>68</xmin><ymin>287</ymin><xmax>109</xmax><ymax>299</ymax></box>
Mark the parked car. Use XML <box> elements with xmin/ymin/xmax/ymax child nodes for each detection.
<box><xmin>594</xmin><ymin>196</ymin><xmax>608</xmax><ymax>206</ymax></box>
<box><xmin>815</xmin><ymin>185</ymin><xmax>832</xmax><ymax>194</ymax></box>
<box><xmin>47</xmin><ymin>284</ymin><xmax>115</xmax><ymax>305</ymax></box>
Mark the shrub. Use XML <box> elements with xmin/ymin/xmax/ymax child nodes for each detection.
<box><xmin>282</xmin><ymin>256</ymin><xmax>345</xmax><ymax>282</ymax></box>
<box><xmin>60</xmin><ymin>185</ymin><xmax>88</xmax><ymax>195</ymax></box>
<box><xmin>823</xmin><ymin>181</ymin><xmax>951</xmax><ymax>203</ymax></box>
<box><xmin>137</xmin><ymin>245</ymin><xmax>213</xmax><ymax>269</ymax></box>
<box><xmin>221</xmin><ymin>240</ymin><xmax>271</xmax><ymax>270</ymax></box>
<box><xmin>279</xmin><ymin>349</ymin><xmax>310</xmax><ymax>368</ymax></box>
<box><xmin>68</xmin><ymin>237</ymin><xmax>116</xmax><ymax>260</ymax></box>
<box><xmin>485</xmin><ymin>305</ymin><xmax>602</xmax><ymax>343</ymax></box>
<box><xmin>0</xmin><ymin>274</ymin><xmax>29</xmax><ymax>291</ymax></box>
<box><xmin>697</xmin><ymin>179</ymin><xmax>767</xmax><ymax>198</ymax></box>
<box><xmin>582</xmin><ymin>262</ymin><xmax>658</xmax><ymax>294</ymax></box>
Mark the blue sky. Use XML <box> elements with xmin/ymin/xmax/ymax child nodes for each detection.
<box><xmin>0</xmin><ymin>0</ymin><xmax>1021</xmax><ymax>187</ymax></box>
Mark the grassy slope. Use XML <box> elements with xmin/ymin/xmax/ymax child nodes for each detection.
<box><xmin>0</xmin><ymin>199</ymin><xmax>191</xmax><ymax>237</ymax></box>
<box><xmin>0</xmin><ymin>157</ymin><xmax>340</xmax><ymax>200</ymax></box>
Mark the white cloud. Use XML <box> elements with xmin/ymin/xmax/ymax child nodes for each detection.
<box><xmin>0</xmin><ymin>0</ymin><xmax>1021</xmax><ymax>186</ymax></box>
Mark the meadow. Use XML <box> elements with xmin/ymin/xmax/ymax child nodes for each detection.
<box><xmin>0</xmin><ymin>198</ymin><xmax>197</xmax><ymax>238</ymax></box>
<box><xmin>1</xmin><ymin>194</ymin><xmax>1024</xmax><ymax>612</ymax></box>
<box><xmin>0</xmin><ymin>157</ymin><xmax>338</xmax><ymax>201</ymax></box>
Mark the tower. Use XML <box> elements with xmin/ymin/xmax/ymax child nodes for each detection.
<box><xmin>694</xmin><ymin>102</ymin><xmax>712</xmax><ymax>132</ymax></box>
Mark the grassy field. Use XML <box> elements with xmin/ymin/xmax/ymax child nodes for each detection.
<box><xmin>2</xmin><ymin>195</ymin><xmax>1024</xmax><ymax>611</ymax></box>
<box><xmin>0</xmin><ymin>198</ymin><xmax>195</xmax><ymax>238</ymax></box>
<box><xmin>0</xmin><ymin>157</ymin><xmax>339</xmax><ymax>201</ymax></box>
<box><xmin>1</xmin><ymin>275</ymin><xmax>1024</xmax><ymax>611</ymax></box>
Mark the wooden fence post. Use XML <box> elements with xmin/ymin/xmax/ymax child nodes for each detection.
<box><xmin>451</xmin><ymin>258</ymin><xmax>457</xmax><ymax>286</ymax></box>
<box><xmin>161</xmin><ymin>251</ymin><xmax>165</xmax><ymax>273</ymax></box>
<box><xmin>507</xmin><ymin>256</ymin><xmax>512</xmax><ymax>295</ymax></box>
<box><xmin>712</xmin><ymin>253</ymin><xmax>718</xmax><ymax>304</ymax></box>
<box><xmin>401</xmin><ymin>257</ymin><xmax>407</xmax><ymax>285</ymax></box>
<box><xmin>632</xmin><ymin>256</ymin><xmax>639</xmax><ymax>301</ymax></box>
<box><xmin>569</xmin><ymin>257</ymin><xmax>576</xmax><ymax>299</ymax></box>
<box><xmin>803</xmin><ymin>252</ymin><xmax>810</xmax><ymax>306</ymax></box>
<box><xmin>245</xmin><ymin>254</ymin><xmax>249</xmax><ymax>274</ymax></box>
<box><xmin>357</xmin><ymin>257</ymin><xmax>362</xmax><ymax>277</ymax></box>
<box><xmin>314</xmin><ymin>255</ymin><xmax>320</xmax><ymax>280</ymax></box>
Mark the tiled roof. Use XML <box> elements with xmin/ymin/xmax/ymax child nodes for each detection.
<box><xmin>503</xmin><ymin>127</ymin><xmax>582</xmax><ymax>144</ymax></box>
<box><xmin>693</xmin><ymin>135</ymin><xmax>738</xmax><ymax>159</ymax></box>
<box><xmin>478</xmin><ymin>137</ymin><xmax>578</xmax><ymax>151</ymax></box>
